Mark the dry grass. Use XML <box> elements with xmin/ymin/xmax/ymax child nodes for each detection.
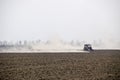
<box><xmin>0</xmin><ymin>50</ymin><xmax>120</xmax><ymax>80</ymax></box>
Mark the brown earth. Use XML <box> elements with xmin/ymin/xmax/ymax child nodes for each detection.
<box><xmin>0</xmin><ymin>50</ymin><xmax>120</xmax><ymax>80</ymax></box>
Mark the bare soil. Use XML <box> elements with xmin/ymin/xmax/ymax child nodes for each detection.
<box><xmin>0</xmin><ymin>50</ymin><xmax>120</xmax><ymax>80</ymax></box>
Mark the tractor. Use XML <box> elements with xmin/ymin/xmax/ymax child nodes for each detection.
<box><xmin>84</xmin><ymin>44</ymin><xmax>93</xmax><ymax>51</ymax></box>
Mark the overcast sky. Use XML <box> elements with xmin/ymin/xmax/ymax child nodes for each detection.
<box><xmin>0</xmin><ymin>0</ymin><xmax>120</xmax><ymax>44</ymax></box>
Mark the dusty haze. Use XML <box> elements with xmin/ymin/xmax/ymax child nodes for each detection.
<box><xmin>0</xmin><ymin>0</ymin><xmax>120</xmax><ymax>49</ymax></box>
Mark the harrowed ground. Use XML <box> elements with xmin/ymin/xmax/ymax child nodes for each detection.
<box><xmin>0</xmin><ymin>50</ymin><xmax>120</xmax><ymax>80</ymax></box>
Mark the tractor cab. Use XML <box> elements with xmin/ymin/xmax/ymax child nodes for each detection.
<box><xmin>84</xmin><ymin>44</ymin><xmax>93</xmax><ymax>51</ymax></box>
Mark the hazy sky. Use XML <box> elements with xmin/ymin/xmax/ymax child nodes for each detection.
<box><xmin>0</xmin><ymin>0</ymin><xmax>120</xmax><ymax>43</ymax></box>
